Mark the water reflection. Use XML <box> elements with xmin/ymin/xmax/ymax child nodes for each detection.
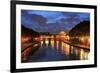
<box><xmin>23</xmin><ymin>37</ymin><xmax>90</xmax><ymax>62</ymax></box>
<box><xmin>40</xmin><ymin>38</ymin><xmax>90</xmax><ymax>60</ymax></box>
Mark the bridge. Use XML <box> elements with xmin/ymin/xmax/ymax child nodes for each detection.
<box><xmin>34</xmin><ymin>35</ymin><xmax>90</xmax><ymax>50</ymax></box>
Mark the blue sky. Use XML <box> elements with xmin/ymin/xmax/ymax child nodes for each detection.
<box><xmin>21</xmin><ymin>10</ymin><xmax>90</xmax><ymax>34</ymax></box>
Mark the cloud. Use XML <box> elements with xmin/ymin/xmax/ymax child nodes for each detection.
<box><xmin>21</xmin><ymin>10</ymin><xmax>47</xmax><ymax>25</ymax></box>
<box><xmin>62</xmin><ymin>12</ymin><xmax>90</xmax><ymax>21</ymax></box>
<box><xmin>21</xmin><ymin>10</ymin><xmax>90</xmax><ymax>34</ymax></box>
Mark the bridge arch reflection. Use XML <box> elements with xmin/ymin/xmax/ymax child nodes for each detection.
<box><xmin>38</xmin><ymin>35</ymin><xmax>89</xmax><ymax>60</ymax></box>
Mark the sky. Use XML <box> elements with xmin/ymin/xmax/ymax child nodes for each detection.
<box><xmin>21</xmin><ymin>10</ymin><xmax>90</xmax><ymax>34</ymax></box>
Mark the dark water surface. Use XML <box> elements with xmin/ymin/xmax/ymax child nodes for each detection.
<box><xmin>27</xmin><ymin>40</ymin><xmax>90</xmax><ymax>62</ymax></box>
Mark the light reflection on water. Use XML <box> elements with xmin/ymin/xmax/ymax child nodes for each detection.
<box><xmin>40</xmin><ymin>40</ymin><xmax>89</xmax><ymax>60</ymax></box>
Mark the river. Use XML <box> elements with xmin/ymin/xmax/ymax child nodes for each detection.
<box><xmin>27</xmin><ymin>39</ymin><xmax>90</xmax><ymax>62</ymax></box>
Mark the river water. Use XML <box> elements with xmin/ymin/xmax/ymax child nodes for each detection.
<box><xmin>27</xmin><ymin>39</ymin><xmax>90</xmax><ymax>62</ymax></box>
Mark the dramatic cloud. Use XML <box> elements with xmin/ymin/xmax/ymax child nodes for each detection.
<box><xmin>22</xmin><ymin>12</ymin><xmax>47</xmax><ymax>25</ymax></box>
<box><xmin>21</xmin><ymin>10</ymin><xmax>90</xmax><ymax>34</ymax></box>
